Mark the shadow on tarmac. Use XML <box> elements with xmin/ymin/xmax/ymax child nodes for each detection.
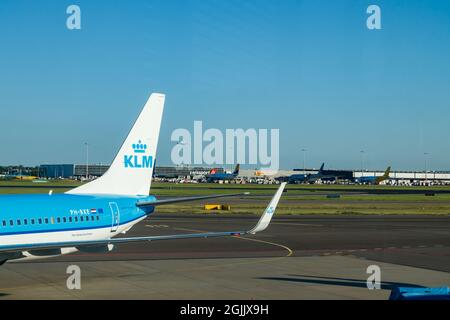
<box><xmin>257</xmin><ymin>274</ymin><xmax>424</xmax><ymax>290</ymax></box>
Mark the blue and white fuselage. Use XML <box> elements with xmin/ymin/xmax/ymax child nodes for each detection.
<box><xmin>0</xmin><ymin>194</ymin><xmax>155</xmax><ymax>259</ymax></box>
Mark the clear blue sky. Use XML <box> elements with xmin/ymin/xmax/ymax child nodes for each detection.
<box><xmin>0</xmin><ymin>0</ymin><xmax>449</xmax><ymax>171</ymax></box>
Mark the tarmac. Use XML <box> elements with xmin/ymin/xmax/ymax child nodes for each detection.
<box><xmin>0</xmin><ymin>214</ymin><xmax>449</xmax><ymax>299</ymax></box>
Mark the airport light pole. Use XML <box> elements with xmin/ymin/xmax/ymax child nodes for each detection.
<box><xmin>85</xmin><ymin>142</ymin><xmax>89</xmax><ymax>180</ymax></box>
<box><xmin>360</xmin><ymin>150</ymin><xmax>365</xmax><ymax>178</ymax></box>
<box><xmin>301</xmin><ymin>148</ymin><xmax>307</xmax><ymax>174</ymax></box>
<box><xmin>424</xmin><ymin>152</ymin><xmax>429</xmax><ymax>184</ymax></box>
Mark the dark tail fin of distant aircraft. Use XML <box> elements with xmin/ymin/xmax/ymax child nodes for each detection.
<box><xmin>233</xmin><ymin>164</ymin><xmax>240</xmax><ymax>175</ymax></box>
<box><xmin>375</xmin><ymin>166</ymin><xmax>391</xmax><ymax>184</ymax></box>
<box><xmin>319</xmin><ymin>163</ymin><xmax>325</xmax><ymax>173</ymax></box>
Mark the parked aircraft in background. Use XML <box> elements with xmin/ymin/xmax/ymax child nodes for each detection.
<box><xmin>289</xmin><ymin>163</ymin><xmax>331</xmax><ymax>184</ymax></box>
<box><xmin>288</xmin><ymin>163</ymin><xmax>356</xmax><ymax>184</ymax></box>
<box><xmin>206</xmin><ymin>164</ymin><xmax>240</xmax><ymax>182</ymax></box>
<box><xmin>356</xmin><ymin>166</ymin><xmax>391</xmax><ymax>185</ymax></box>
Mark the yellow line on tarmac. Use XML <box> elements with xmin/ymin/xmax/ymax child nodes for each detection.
<box><xmin>172</xmin><ymin>227</ymin><xmax>293</xmax><ymax>272</ymax></box>
<box><xmin>173</xmin><ymin>227</ymin><xmax>292</xmax><ymax>257</ymax></box>
<box><xmin>233</xmin><ymin>236</ymin><xmax>293</xmax><ymax>257</ymax></box>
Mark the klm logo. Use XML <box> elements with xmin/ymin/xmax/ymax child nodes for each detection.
<box><xmin>124</xmin><ymin>140</ymin><xmax>153</xmax><ymax>169</ymax></box>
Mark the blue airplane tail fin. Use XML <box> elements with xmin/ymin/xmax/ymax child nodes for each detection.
<box><xmin>67</xmin><ymin>93</ymin><xmax>166</xmax><ymax>196</ymax></box>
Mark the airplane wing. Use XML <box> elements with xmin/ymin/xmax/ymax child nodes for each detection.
<box><xmin>136</xmin><ymin>192</ymin><xmax>250</xmax><ymax>207</ymax></box>
<box><xmin>0</xmin><ymin>183</ymin><xmax>286</xmax><ymax>255</ymax></box>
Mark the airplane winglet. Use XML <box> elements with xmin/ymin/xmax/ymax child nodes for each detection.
<box><xmin>248</xmin><ymin>182</ymin><xmax>286</xmax><ymax>234</ymax></box>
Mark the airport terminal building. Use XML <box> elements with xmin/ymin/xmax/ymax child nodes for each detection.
<box><xmin>39</xmin><ymin>164</ymin><xmax>450</xmax><ymax>185</ymax></box>
<box><xmin>39</xmin><ymin>164</ymin><xmax>222</xmax><ymax>180</ymax></box>
<box><xmin>40</xmin><ymin>164</ymin><xmax>111</xmax><ymax>179</ymax></box>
